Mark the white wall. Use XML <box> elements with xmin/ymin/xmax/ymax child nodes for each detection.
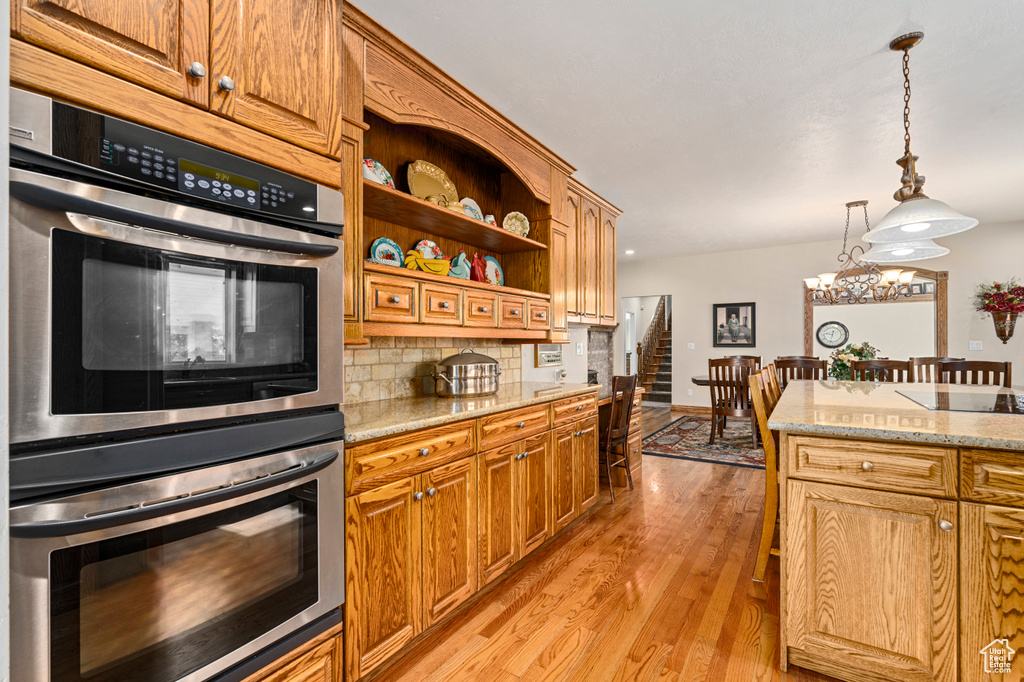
<box><xmin>812</xmin><ymin>299</ymin><xmax>935</xmax><ymax>360</ymax></box>
<box><xmin>615</xmin><ymin>222</ymin><xmax>1024</xmax><ymax>407</ymax></box>
<box><xmin>521</xmin><ymin>325</ymin><xmax>590</xmax><ymax>383</ymax></box>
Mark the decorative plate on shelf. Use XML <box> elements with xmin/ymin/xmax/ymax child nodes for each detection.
<box><xmin>369</xmin><ymin>237</ymin><xmax>404</xmax><ymax>266</ymax></box>
<box><xmin>460</xmin><ymin>198</ymin><xmax>483</xmax><ymax>221</ymax></box>
<box><xmin>502</xmin><ymin>211</ymin><xmax>530</xmax><ymax>237</ymax></box>
<box><xmin>407</xmin><ymin>160</ymin><xmax>458</xmax><ymax>205</ymax></box>
<box><xmin>362</xmin><ymin>159</ymin><xmax>395</xmax><ymax>189</ymax></box>
<box><xmin>414</xmin><ymin>239</ymin><xmax>444</xmax><ymax>260</ymax></box>
<box><xmin>483</xmin><ymin>256</ymin><xmax>504</xmax><ymax>286</ymax></box>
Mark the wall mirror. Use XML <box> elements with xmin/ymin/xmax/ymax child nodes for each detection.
<box><xmin>803</xmin><ymin>266</ymin><xmax>948</xmax><ymax>358</ymax></box>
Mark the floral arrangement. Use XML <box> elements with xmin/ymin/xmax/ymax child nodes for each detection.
<box><xmin>827</xmin><ymin>341</ymin><xmax>879</xmax><ymax>381</ymax></box>
<box><xmin>974</xmin><ymin>279</ymin><xmax>1024</xmax><ymax>314</ymax></box>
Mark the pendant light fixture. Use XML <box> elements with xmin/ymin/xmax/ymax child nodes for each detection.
<box><xmin>862</xmin><ymin>32</ymin><xmax>977</xmax><ymax>262</ymax></box>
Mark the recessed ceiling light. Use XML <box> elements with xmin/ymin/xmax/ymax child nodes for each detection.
<box><xmin>624</xmin><ymin>250</ymin><xmax>635</xmax><ymax>255</ymax></box>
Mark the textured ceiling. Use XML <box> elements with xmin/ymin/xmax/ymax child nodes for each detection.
<box><xmin>355</xmin><ymin>0</ymin><xmax>1024</xmax><ymax>259</ymax></box>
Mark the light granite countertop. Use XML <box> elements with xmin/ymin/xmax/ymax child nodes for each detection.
<box><xmin>768</xmin><ymin>380</ymin><xmax>1024</xmax><ymax>450</ymax></box>
<box><xmin>343</xmin><ymin>382</ymin><xmax>600</xmax><ymax>444</ymax></box>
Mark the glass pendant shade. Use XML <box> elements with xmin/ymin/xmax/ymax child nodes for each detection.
<box><xmin>862</xmin><ymin>197</ymin><xmax>978</xmax><ymax>243</ymax></box>
<box><xmin>862</xmin><ymin>239</ymin><xmax>949</xmax><ymax>263</ymax></box>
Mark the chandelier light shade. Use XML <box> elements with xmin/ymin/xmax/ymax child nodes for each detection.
<box><xmin>863</xmin><ymin>32</ymin><xmax>978</xmax><ymax>247</ymax></box>
<box><xmin>862</xmin><ymin>238</ymin><xmax>950</xmax><ymax>263</ymax></box>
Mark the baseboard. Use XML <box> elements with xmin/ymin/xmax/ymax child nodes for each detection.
<box><xmin>669</xmin><ymin>405</ymin><xmax>713</xmax><ymax>416</ymax></box>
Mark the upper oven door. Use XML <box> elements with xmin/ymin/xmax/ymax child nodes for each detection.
<box><xmin>9</xmin><ymin>168</ymin><xmax>344</xmax><ymax>446</ymax></box>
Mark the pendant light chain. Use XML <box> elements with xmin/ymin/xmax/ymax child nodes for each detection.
<box><xmin>902</xmin><ymin>48</ymin><xmax>912</xmax><ymax>157</ymax></box>
<box><xmin>841</xmin><ymin>204</ymin><xmax>852</xmax><ymax>253</ymax></box>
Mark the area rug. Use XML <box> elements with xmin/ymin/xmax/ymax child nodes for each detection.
<box><xmin>642</xmin><ymin>416</ymin><xmax>764</xmax><ymax>469</ymax></box>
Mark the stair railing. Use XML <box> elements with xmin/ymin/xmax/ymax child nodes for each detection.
<box><xmin>637</xmin><ymin>296</ymin><xmax>668</xmax><ymax>386</ymax></box>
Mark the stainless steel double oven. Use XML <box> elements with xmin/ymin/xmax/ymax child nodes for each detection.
<box><xmin>8</xmin><ymin>88</ymin><xmax>347</xmax><ymax>682</ymax></box>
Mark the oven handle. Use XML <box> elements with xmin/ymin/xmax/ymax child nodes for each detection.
<box><xmin>9</xmin><ymin>180</ymin><xmax>339</xmax><ymax>258</ymax></box>
<box><xmin>10</xmin><ymin>450</ymin><xmax>338</xmax><ymax>539</ymax></box>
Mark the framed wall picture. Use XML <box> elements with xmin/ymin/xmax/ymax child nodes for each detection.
<box><xmin>713</xmin><ymin>302</ymin><xmax>756</xmax><ymax>347</ymax></box>
<box><xmin>923</xmin><ymin>281</ymin><xmax>936</xmax><ymax>294</ymax></box>
<box><xmin>911</xmin><ymin>283</ymin><xmax>924</xmax><ymax>295</ymax></box>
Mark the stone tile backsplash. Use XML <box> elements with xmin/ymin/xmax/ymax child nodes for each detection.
<box><xmin>344</xmin><ymin>337</ymin><xmax>522</xmax><ymax>404</ymax></box>
<box><xmin>587</xmin><ymin>329</ymin><xmax>614</xmax><ymax>387</ymax></box>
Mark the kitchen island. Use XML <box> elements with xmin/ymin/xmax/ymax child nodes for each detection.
<box><xmin>769</xmin><ymin>380</ymin><xmax>1024</xmax><ymax>682</ymax></box>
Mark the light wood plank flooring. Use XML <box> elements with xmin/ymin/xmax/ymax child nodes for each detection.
<box><xmin>370</xmin><ymin>405</ymin><xmax>837</xmax><ymax>682</ymax></box>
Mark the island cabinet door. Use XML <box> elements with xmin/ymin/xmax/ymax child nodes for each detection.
<box><xmin>421</xmin><ymin>458</ymin><xmax>478</xmax><ymax>627</ymax></box>
<box><xmin>552</xmin><ymin>424</ymin><xmax>577</xmax><ymax>531</ymax></box>
<box><xmin>478</xmin><ymin>444</ymin><xmax>519</xmax><ymax>586</ymax></box>
<box><xmin>518</xmin><ymin>432</ymin><xmax>553</xmax><ymax>558</ymax></box>
<box><xmin>345</xmin><ymin>477</ymin><xmax>422</xmax><ymax>681</ymax></box>
<box><xmin>576</xmin><ymin>416</ymin><xmax>600</xmax><ymax>515</ymax></box>
<box><xmin>960</xmin><ymin>502</ymin><xmax>1024</xmax><ymax>682</ymax></box>
<box><xmin>786</xmin><ymin>480</ymin><xmax>958</xmax><ymax>682</ymax></box>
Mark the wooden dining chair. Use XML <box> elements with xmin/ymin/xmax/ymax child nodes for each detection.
<box><xmin>726</xmin><ymin>355</ymin><xmax>762</xmax><ymax>370</ymax></box>
<box><xmin>775</xmin><ymin>356</ymin><xmax>826</xmax><ymax>389</ymax></box>
<box><xmin>939</xmin><ymin>360</ymin><xmax>1013</xmax><ymax>388</ymax></box>
<box><xmin>600</xmin><ymin>374</ymin><xmax>637</xmax><ymax>503</ymax></box>
<box><xmin>764</xmin><ymin>363</ymin><xmax>782</xmax><ymax>406</ymax></box>
<box><xmin>759</xmin><ymin>367</ymin><xmax>779</xmax><ymax>414</ymax></box>
<box><xmin>708</xmin><ymin>357</ymin><xmax>758</xmax><ymax>448</ymax></box>
<box><xmin>750</xmin><ymin>369</ymin><xmax>779</xmax><ymax>583</ymax></box>
<box><xmin>850</xmin><ymin>359</ymin><xmax>911</xmax><ymax>383</ymax></box>
<box><xmin>910</xmin><ymin>357</ymin><xmax>965</xmax><ymax>383</ymax></box>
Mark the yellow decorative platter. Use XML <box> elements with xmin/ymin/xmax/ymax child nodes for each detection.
<box><xmin>407</xmin><ymin>160</ymin><xmax>458</xmax><ymax>205</ymax></box>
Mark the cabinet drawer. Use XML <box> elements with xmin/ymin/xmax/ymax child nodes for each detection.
<box><xmin>364</xmin><ymin>273</ymin><xmax>418</xmax><ymax>323</ymax></box>
<box><xmin>787</xmin><ymin>435</ymin><xmax>958</xmax><ymax>498</ymax></box>
<box><xmin>347</xmin><ymin>421</ymin><xmax>476</xmax><ymax>495</ymax></box>
<box><xmin>499</xmin><ymin>296</ymin><xmax>528</xmax><ymax>329</ymax></box>
<box><xmin>962</xmin><ymin>448</ymin><xmax>1024</xmax><ymax>507</ymax></box>
<box><xmin>627</xmin><ymin>430</ymin><xmax>642</xmax><ymax>473</ymax></box>
<box><xmin>478</xmin><ymin>404</ymin><xmax>551</xmax><ymax>450</ymax></box>
<box><xmin>464</xmin><ymin>292</ymin><xmax>498</xmax><ymax>328</ymax></box>
<box><xmin>420</xmin><ymin>283</ymin><xmax>462</xmax><ymax>325</ymax></box>
<box><xmin>552</xmin><ymin>393</ymin><xmax>597</xmax><ymax>426</ymax></box>
<box><xmin>528</xmin><ymin>301</ymin><xmax>550</xmax><ymax>330</ymax></box>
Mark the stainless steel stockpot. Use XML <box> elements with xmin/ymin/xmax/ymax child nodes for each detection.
<box><xmin>432</xmin><ymin>349</ymin><xmax>501</xmax><ymax>397</ymax></box>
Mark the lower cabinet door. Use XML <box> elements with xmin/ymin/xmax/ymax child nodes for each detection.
<box><xmin>518</xmin><ymin>432</ymin><xmax>552</xmax><ymax>557</ymax></box>
<box><xmin>960</xmin><ymin>502</ymin><xmax>1024</xmax><ymax>682</ymax></box>
<box><xmin>576</xmin><ymin>416</ymin><xmax>600</xmax><ymax>514</ymax></box>
<box><xmin>421</xmin><ymin>458</ymin><xmax>478</xmax><ymax>627</ymax></box>
<box><xmin>345</xmin><ymin>477</ymin><xmax>422</xmax><ymax>681</ymax></box>
<box><xmin>552</xmin><ymin>424</ymin><xmax>577</xmax><ymax>531</ymax></box>
<box><xmin>478</xmin><ymin>444</ymin><xmax>519</xmax><ymax>585</ymax></box>
<box><xmin>786</xmin><ymin>480</ymin><xmax>958</xmax><ymax>682</ymax></box>
<box><xmin>252</xmin><ymin>626</ymin><xmax>342</xmax><ymax>682</ymax></box>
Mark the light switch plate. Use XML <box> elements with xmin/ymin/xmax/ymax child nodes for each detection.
<box><xmin>687</xmin><ymin>389</ymin><xmax>693</xmax><ymax>396</ymax></box>
<box><xmin>576</xmin><ymin>342</ymin><xmax>584</xmax><ymax>356</ymax></box>
<box><xmin>687</xmin><ymin>343</ymin><xmax>695</xmax><ymax>350</ymax></box>
<box><xmin>970</xmin><ymin>340</ymin><xmax>983</xmax><ymax>351</ymax></box>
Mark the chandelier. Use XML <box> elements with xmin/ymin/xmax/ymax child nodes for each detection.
<box><xmin>862</xmin><ymin>32</ymin><xmax>977</xmax><ymax>263</ymax></box>
<box><xmin>805</xmin><ymin>201</ymin><xmax>915</xmax><ymax>304</ymax></box>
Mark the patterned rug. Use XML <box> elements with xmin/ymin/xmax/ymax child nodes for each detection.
<box><xmin>642</xmin><ymin>416</ymin><xmax>765</xmax><ymax>469</ymax></box>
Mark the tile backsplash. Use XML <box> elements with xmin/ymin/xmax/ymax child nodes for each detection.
<box><xmin>587</xmin><ymin>328</ymin><xmax>614</xmax><ymax>387</ymax></box>
<box><xmin>344</xmin><ymin>337</ymin><xmax>522</xmax><ymax>404</ymax></box>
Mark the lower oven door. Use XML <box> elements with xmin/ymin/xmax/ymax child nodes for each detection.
<box><xmin>9</xmin><ymin>440</ymin><xmax>345</xmax><ymax>682</ymax></box>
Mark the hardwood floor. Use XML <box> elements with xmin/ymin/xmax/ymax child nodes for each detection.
<box><xmin>368</xmin><ymin>413</ymin><xmax>839</xmax><ymax>682</ymax></box>
<box><xmin>640</xmin><ymin>405</ymin><xmax>675</xmax><ymax>437</ymax></box>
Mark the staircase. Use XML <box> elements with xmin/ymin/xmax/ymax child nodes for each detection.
<box><xmin>643</xmin><ymin>321</ymin><xmax>672</xmax><ymax>404</ymax></box>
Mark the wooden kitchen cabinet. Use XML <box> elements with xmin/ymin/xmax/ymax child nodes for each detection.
<box><xmin>565</xmin><ymin>182</ymin><xmax>619</xmax><ymax>327</ymax></box>
<box><xmin>477</xmin><ymin>432</ymin><xmax>553</xmax><ymax>585</ymax></box>
<box><xmin>565</xmin><ymin>189</ymin><xmax>581</xmax><ymax>322</ymax></box>
<box><xmin>575</xmin><ymin>416</ymin><xmax>600</xmax><ymax>514</ymax></box>
<box><xmin>960</xmin><ymin>502</ymin><xmax>1024</xmax><ymax>682</ymax></box>
<box><xmin>14</xmin><ymin>0</ymin><xmax>343</xmax><ymax>157</ymax></box>
<box><xmin>421</xmin><ymin>458</ymin><xmax>478</xmax><ymax>627</ymax></box>
<box><xmin>552</xmin><ymin>424</ymin><xmax>577</xmax><ymax>531</ymax></box>
<box><xmin>578</xmin><ymin>198</ymin><xmax>600</xmax><ymax>324</ymax></box>
<box><xmin>786</xmin><ymin>479</ymin><xmax>958</xmax><ymax>682</ymax></box>
<box><xmin>599</xmin><ymin>210</ymin><xmax>617</xmax><ymax>324</ymax></box>
<box><xmin>241</xmin><ymin>622</ymin><xmax>343</xmax><ymax>682</ymax></box>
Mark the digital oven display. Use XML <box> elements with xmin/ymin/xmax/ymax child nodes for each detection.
<box><xmin>177</xmin><ymin>158</ymin><xmax>261</xmax><ymax>209</ymax></box>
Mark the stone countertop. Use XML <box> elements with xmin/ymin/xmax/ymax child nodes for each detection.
<box><xmin>768</xmin><ymin>380</ymin><xmax>1024</xmax><ymax>450</ymax></box>
<box><xmin>344</xmin><ymin>382</ymin><xmax>600</xmax><ymax>444</ymax></box>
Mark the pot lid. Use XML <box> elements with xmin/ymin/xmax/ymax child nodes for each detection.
<box><xmin>437</xmin><ymin>348</ymin><xmax>498</xmax><ymax>367</ymax></box>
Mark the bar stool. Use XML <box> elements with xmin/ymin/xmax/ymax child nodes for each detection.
<box><xmin>600</xmin><ymin>375</ymin><xmax>637</xmax><ymax>503</ymax></box>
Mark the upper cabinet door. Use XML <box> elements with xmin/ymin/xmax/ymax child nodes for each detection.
<box><xmin>565</xmin><ymin>190</ymin><xmax>581</xmax><ymax>320</ymax></box>
<box><xmin>14</xmin><ymin>0</ymin><xmax>210</xmax><ymax>105</ymax></box>
<box><xmin>210</xmin><ymin>0</ymin><xmax>343</xmax><ymax>158</ymax></box>
<box><xmin>579</xmin><ymin>199</ymin><xmax>600</xmax><ymax>323</ymax></box>
<box><xmin>599</xmin><ymin>212</ymin><xmax>617</xmax><ymax>324</ymax></box>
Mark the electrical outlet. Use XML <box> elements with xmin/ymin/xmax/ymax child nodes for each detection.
<box><xmin>970</xmin><ymin>340</ymin><xmax>983</xmax><ymax>351</ymax></box>
<box><xmin>575</xmin><ymin>342</ymin><xmax>584</xmax><ymax>356</ymax></box>
<box><xmin>687</xmin><ymin>389</ymin><xmax>693</xmax><ymax>396</ymax></box>
<box><xmin>687</xmin><ymin>343</ymin><xmax>695</xmax><ymax>350</ymax></box>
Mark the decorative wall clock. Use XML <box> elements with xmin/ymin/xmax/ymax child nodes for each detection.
<box><xmin>816</xmin><ymin>321</ymin><xmax>850</xmax><ymax>349</ymax></box>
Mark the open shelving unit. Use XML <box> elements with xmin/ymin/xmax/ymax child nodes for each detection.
<box><xmin>362</xmin><ymin>260</ymin><xmax>550</xmax><ymax>300</ymax></box>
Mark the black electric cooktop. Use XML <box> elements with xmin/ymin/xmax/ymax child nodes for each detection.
<box><xmin>897</xmin><ymin>385</ymin><xmax>1024</xmax><ymax>414</ymax></box>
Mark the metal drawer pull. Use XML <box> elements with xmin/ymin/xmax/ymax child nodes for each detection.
<box><xmin>480</xmin><ymin>306</ymin><xmax>489</xmax><ymax>313</ymax></box>
<box><xmin>389</xmin><ymin>295</ymin><xmax>400</xmax><ymax>304</ymax></box>
<box><xmin>440</xmin><ymin>301</ymin><xmax>450</xmax><ymax>309</ymax></box>
<box><xmin>511</xmin><ymin>309</ymin><xmax>520</xmax><ymax>316</ymax></box>
<box><xmin>427</xmin><ymin>488</ymin><xmax>437</xmax><ymax>497</ymax></box>
<box><xmin>419</xmin><ymin>448</ymin><xmax>430</xmax><ymax>457</ymax></box>
<box><xmin>218</xmin><ymin>75</ymin><xmax>235</xmax><ymax>92</ymax></box>
<box><xmin>523</xmin><ymin>452</ymin><xmax>529</xmax><ymax>459</ymax></box>
<box><xmin>538</xmin><ymin>312</ymin><xmax>546</xmax><ymax>319</ymax></box>
<box><xmin>517</xmin><ymin>421</ymin><xmax>526</xmax><ymax>428</ymax></box>
<box><xmin>861</xmin><ymin>461</ymin><xmax>874</xmax><ymax>472</ymax></box>
<box><xmin>632</xmin><ymin>420</ymin><xmax>639</xmax><ymax>426</ymax></box>
<box><xmin>188</xmin><ymin>62</ymin><xmax>206</xmax><ymax>78</ymax></box>
<box><xmin>514</xmin><ymin>453</ymin><xmax>522</xmax><ymax>461</ymax></box>
<box><xmin>413</xmin><ymin>491</ymin><xmax>424</xmax><ymax>501</ymax></box>
<box><xmin>939</xmin><ymin>520</ymin><xmax>953</xmax><ymax>532</ymax></box>
<box><xmin>577</xmin><ymin>405</ymin><xmax>583</xmax><ymax>411</ymax></box>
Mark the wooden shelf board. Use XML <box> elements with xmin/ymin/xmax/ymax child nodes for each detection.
<box><xmin>363</xmin><ymin>261</ymin><xmax>550</xmax><ymax>300</ymax></box>
<box><xmin>362</xmin><ymin>179</ymin><xmax>548</xmax><ymax>254</ymax></box>
<box><xmin>362</xmin><ymin>321</ymin><xmax>548</xmax><ymax>340</ymax></box>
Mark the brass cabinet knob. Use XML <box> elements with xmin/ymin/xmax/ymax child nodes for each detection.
<box><xmin>419</xmin><ymin>448</ymin><xmax>429</xmax><ymax>457</ymax></box>
<box><xmin>218</xmin><ymin>75</ymin><xmax>235</xmax><ymax>91</ymax></box>
<box><xmin>939</xmin><ymin>519</ymin><xmax>953</xmax><ymax>532</ymax></box>
<box><xmin>861</xmin><ymin>461</ymin><xmax>874</xmax><ymax>472</ymax></box>
<box><xmin>188</xmin><ymin>62</ymin><xmax>206</xmax><ymax>78</ymax></box>
<box><xmin>413</xmin><ymin>491</ymin><xmax>424</xmax><ymax>501</ymax></box>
